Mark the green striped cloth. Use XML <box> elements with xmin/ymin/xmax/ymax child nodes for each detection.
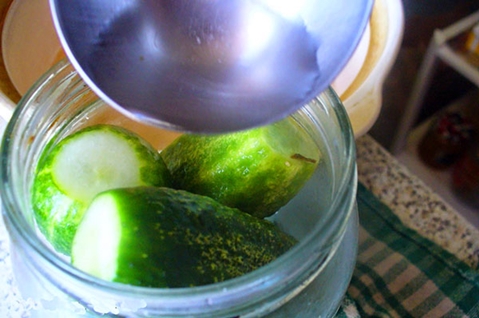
<box><xmin>336</xmin><ymin>183</ymin><xmax>479</xmax><ymax>317</ymax></box>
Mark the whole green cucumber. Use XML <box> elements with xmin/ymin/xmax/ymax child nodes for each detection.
<box><xmin>161</xmin><ymin>117</ymin><xmax>320</xmax><ymax>218</ymax></box>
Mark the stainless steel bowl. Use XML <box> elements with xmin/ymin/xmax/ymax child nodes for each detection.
<box><xmin>50</xmin><ymin>0</ymin><xmax>373</xmax><ymax>133</ymax></box>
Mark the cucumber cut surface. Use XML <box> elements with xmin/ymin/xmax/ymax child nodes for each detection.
<box><xmin>32</xmin><ymin>124</ymin><xmax>170</xmax><ymax>254</ymax></box>
<box><xmin>72</xmin><ymin>187</ymin><xmax>297</xmax><ymax>288</ymax></box>
<box><xmin>53</xmin><ymin>129</ymin><xmax>149</xmax><ymax>202</ymax></box>
<box><xmin>72</xmin><ymin>194</ymin><xmax>122</xmax><ymax>281</ymax></box>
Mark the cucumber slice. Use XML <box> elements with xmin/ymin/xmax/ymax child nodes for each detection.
<box><xmin>161</xmin><ymin>117</ymin><xmax>320</xmax><ymax>218</ymax></box>
<box><xmin>72</xmin><ymin>187</ymin><xmax>297</xmax><ymax>288</ymax></box>
<box><xmin>32</xmin><ymin>124</ymin><xmax>170</xmax><ymax>255</ymax></box>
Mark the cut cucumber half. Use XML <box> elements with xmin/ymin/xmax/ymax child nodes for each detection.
<box><xmin>161</xmin><ymin>117</ymin><xmax>320</xmax><ymax>218</ymax></box>
<box><xmin>72</xmin><ymin>187</ymin><xmax>297</xmax><ymax>288</ymax></box>
<box><xmin>32</xmin><ymin>124</ymin><xmax>170</xmax><ymax>254</ymax></box>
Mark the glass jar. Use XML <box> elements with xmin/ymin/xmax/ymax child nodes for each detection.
<box><xmin>1</xmin><ymin>59</ymin><xmax>358</xmax><ymax>317</ymax></box>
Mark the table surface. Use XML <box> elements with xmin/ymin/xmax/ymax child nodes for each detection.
<box><xmin>356</xmin><ymin>135</ymin><xmax>479</xmax><ymax>270</ymax></box>
<box><xmin>1</xmin><ymin>134</ymin><xmax>478</xmax><ymax>317</ymax></box>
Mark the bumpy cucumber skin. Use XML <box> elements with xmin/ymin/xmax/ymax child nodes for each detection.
<box><xmin>161</xmin><ymin>118</ymin><xmax>320</xmax><ymax>218</ymax></box>
<box><xmin>73</xmin><ymin>187</ymin><xmax>297</xmax><ymax>288</ymax></box>
<box><xmin>32</xmin><ymin>125</ymin><xmax>170</xmax><ymax>255</ymax></box>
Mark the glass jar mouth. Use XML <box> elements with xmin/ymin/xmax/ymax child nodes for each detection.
<box><xmin>0</xmin><ymin>59</ymin><xmax>357</xmax><ymax>315</ymax></box>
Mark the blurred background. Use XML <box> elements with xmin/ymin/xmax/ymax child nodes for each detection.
<box><xmin>371</xmin><ymin>0</ymin><xmax>479</xmax><ymax>148</ymax></box>
<box><xmin>372</xmin><ymin>0</ymin><xmax>479</xmax><ymax>227</ymax></box>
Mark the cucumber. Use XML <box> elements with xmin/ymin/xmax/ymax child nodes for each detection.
<box><xmin>160</xmin><ymin>117</ymin><xmax>320</xmax><ymax>218</ymax></box>
<box><xmin>32</xmin><ymin>124</ymin><xmax>170</xmax><ymax>255</ymax></box>
<box><xmin>71</xmin><ymin>187</ymin><xmax>297</xmax><ymax>288</ymax></box>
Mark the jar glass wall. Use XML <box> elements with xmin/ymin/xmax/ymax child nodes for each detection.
<box><xmin>1</xmin><ymin>60</ymin><xmax>357</xmax><ymax>317</ymax></box>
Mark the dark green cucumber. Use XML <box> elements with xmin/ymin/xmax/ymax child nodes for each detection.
<box><xmin>32</xmin><ymin>124</ymin><xmax>170</xmax><ymax>254</ymax></box>
<box><xmin>161</xmin><ymin>117</ymin><xmax>320</xmax><ymax>218</ymax></box>
<box><xmin>71</xmin><ymin>187</ymin><xmax>297</xmax><ymax>288</ymax></box>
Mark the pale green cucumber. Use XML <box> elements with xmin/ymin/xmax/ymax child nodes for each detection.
<box><xmin>161</xmin><ymin>117</ymin><xmax>320</xmax><ymax>218</ymax></box>
<box><xmin>72</xmin><ymin>187</ymin><xmax>297</xmax><ymax>288</ymax></box>
<box><xmin>32</xmin><ymin>124</ymin><xmax>170</xmax><ymax>254</ymax></box>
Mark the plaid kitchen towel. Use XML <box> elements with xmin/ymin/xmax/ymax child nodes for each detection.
<box><xmin>342</xmin><ymin>183</ymin><xmax>479</xmax><ymax>318</ymax></box>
